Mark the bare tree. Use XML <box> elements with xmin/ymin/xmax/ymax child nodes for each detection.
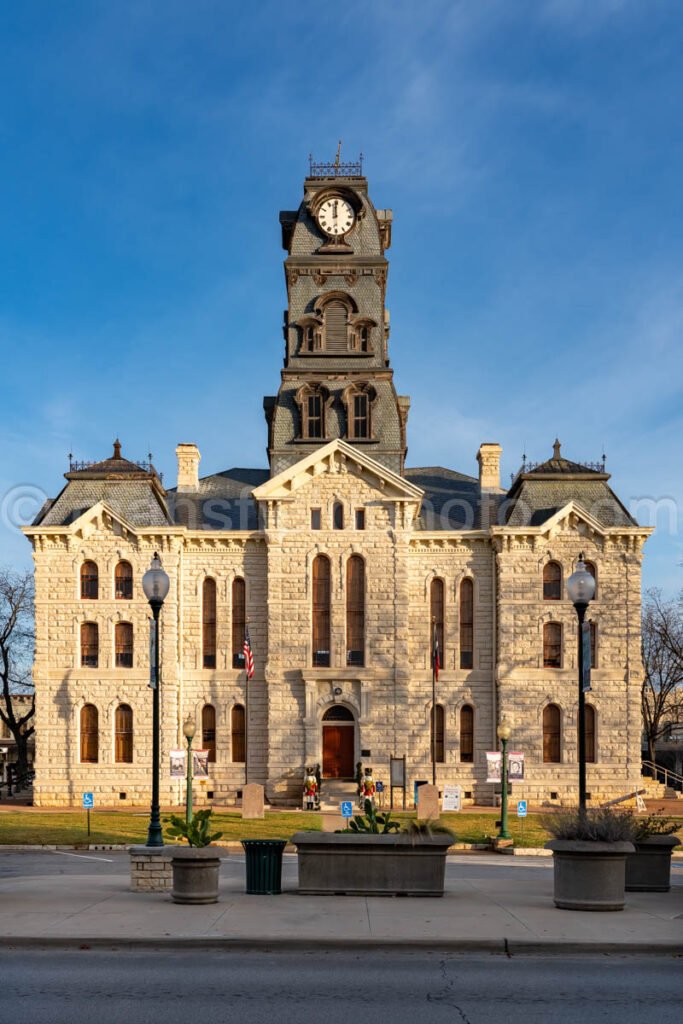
<box><xmin>641</xmin><ymin>589</ymin><xmax>683</xmax><ymax>765</ymax></box>
<box><xmin>0</xmin><ymin>568</ymin><xmax>35</xmax><ymax>778</ymax></box>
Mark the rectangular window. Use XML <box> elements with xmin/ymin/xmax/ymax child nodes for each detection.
<box><xmin>311</xmin><ymin>508</ymin><xmax>322</xmax><ymax>530</ymax></box>
<box><xmin>355</xmin><ymin>509</ymin><xmax>365</xmax><ymax>530</ymax></box>
<box><xmin>353</xmin><ymin>393</ymin><xmax>368</xmax><ymax>438</ymax></box>
<box><xmin>307</xmin><ymin>393</ymin><xmax>323</xmax><ymax>438</ymax></box>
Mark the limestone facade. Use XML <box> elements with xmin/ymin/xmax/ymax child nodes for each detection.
<box><xmin>24</xmin><ymin>166</ymin><xmax>652</xmax><ymax>809</ymax></box>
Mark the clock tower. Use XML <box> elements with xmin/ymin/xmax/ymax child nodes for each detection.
<box><xmin>263</xmin><ymin>154</ymin><xmax>410</xmax><ymax>476</ymax></box>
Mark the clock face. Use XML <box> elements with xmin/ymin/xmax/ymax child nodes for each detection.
<box><xmin>317</xmin><ymin>196</ymin><xmax>355</xmax><ymax>237</ymax></box>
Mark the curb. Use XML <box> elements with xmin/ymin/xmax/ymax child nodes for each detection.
<box><xmin>0</xmin><ymin>935</ymin><xmax>680</xmax><ymax>956</ymax></box>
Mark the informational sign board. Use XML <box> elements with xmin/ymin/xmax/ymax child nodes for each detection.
<box><xmin>508</xmin><ymin>752</ymin><xmax>525</xmax><ymax>782</ymax></box>
<box><xmin>442</xmin><ymin>784</ymin><xmax>462</xmax><ymax>812</ymax></box>
<box><xmin>82</xmin><ymin>792</ymin><xmax>94</xmax><ymax>809</ymax></box>
<box><xmin>192</xmin><ymin>750</ymin><xmax>210</xmax><ymax>778</ymax></box>
<box><xmin>148</xmin><ymin>618</ymin><xmax>157</xmax><ymax>689</ymax></box>
<box><xmin>390</xmin><ymin>757</ymin><xmax>406</xmax><ymax>787</ymax></box>
<box><xmin>340</xmin><ymin>801</ymin><xmax>353</xmax><ymax>819</ymax></box>
<box><xmin>486</xmin><ymin>752</ymin><xmax>502</xmax><ymax>783</ymax></box>
<box><xmin>517</xmin><ymin>800</ymin><xmax>528</xmax><ymax>818</ymax></box>
<box><xmin>169</xmin><ymin>750</ymin><xmax>185</xmax><ymax>778</ymax></box>
<box><xmin>581</xmin><ymin>622</ymin><xmax>592</xmax><ymax>692</ymax></box>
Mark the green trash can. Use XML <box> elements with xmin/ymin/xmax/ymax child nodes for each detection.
<box><xmin>241</xmin><ymin>839</ymin><xmax>287</xmax><ymax>895</ymax></box>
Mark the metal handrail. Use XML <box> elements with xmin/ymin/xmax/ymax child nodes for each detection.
<box><xmin>641</xmin><ymin>760</ymin><xmax>683</xmax><ymax>790</ymax></box>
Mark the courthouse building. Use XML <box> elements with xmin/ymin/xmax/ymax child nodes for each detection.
<box><xmin>24</xmin><ymin>158</ymin><xmax>652</xmax><ymax>808</ymax></box>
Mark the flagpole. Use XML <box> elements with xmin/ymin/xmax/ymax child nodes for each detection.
<box><xmin>431</xmin><ymin>616</ymin><xmax>436</xmax><ymax>787</ymax></box>
<box><xmin>245</xmin><ymin>619</ymin><xmax>249</xmax><ymax>787</ymax></box>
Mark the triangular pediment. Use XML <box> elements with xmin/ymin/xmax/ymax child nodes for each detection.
<box><xmin>65</xmin><ymin>501</ymin><xmax>137</xmax><ymax>540</ymax></box>
<box><xmin>493</xmin><ymin>500</ymin><xmax>612</xmax><ymax>539</ymax></box>
<box><xmin>252</xmin><ymin>440</ymin><xmax>424</xmax><ymax>502</ymax></box>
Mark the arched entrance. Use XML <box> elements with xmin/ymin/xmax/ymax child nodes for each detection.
<box><xmin>322</xmin><ymin>705</ymin><xmax>355</xmax><ymax>779</ymax></box>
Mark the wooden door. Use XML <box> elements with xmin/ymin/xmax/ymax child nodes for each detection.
<box><xmin>322</xmin><ymin>725</ymin><xmax>354</xmax><ymax>778</ymax></box>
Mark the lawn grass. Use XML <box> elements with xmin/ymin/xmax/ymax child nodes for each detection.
<box><xmin>1</xmin><ymin>808</ymin><xmax>679</xmax><ymax>849</ymax></box>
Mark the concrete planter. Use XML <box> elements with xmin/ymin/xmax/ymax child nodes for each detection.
<box><xmin>165</xmin><ymin>846</ymin><xmax>221</xmax><ymax>904</ymax></box>
<box><xmin>625</xmin><ymin>835</ymin><xmax>680</xmax><ymax>892</ymax></box>
<box><xmin>546</xmin><ymin>840</ymin><xmax>634</xmax><ymax>911</ymax></box>
<box><xmin>292</xmin><ymin>831</ymin><xmax>452</xmax><ymax>896</ymax></box>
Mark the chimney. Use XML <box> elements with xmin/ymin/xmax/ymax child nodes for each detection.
<box><xmin>477</xmin><ymin>443</ymin><xmax>503</xmax><ymax>491</ymax></box>
<box><xmin>176</xmin><ymin>443</ymin><xmax>201</xmax><ymax>492</ymax></box>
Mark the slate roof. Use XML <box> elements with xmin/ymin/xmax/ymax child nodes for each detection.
<box><xmin>166</xmin><ymin>469</ymin><xmax>268</xmax><ymax>531</ymax></box>
<box><xmin>405</xmin><ymin>467</ymin><xmax>485</xmax><ymax>530</ymax></box>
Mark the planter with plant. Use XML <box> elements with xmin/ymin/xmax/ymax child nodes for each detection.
<box><xmin>164</xmin><ymin>809</ymin><xmax>223</xmax><ymax>904</ymax></box>
<box><xmin>544</xmin><ymin>807</ymin><xmax>636</xmax><ymax>911</ymax></box>
<box><xmin>625</xmin><ymin>811</ymin><xmax>681</xmax><ymax>892</ymax></box>
<box><xmin>292</xmin><ymin>800</ymin><xmax>455</xmax><ymax>896</ymax></box>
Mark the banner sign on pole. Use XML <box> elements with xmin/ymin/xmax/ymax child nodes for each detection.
<box><xmin>442</xmin><ymin>784</ymin><xmax>462</xmax><ymax>812</ymax></box>
<box><xmin>508</xmin><ymin>752</ymin><xmax>525</xmax><ymax>782</ymax></box>
<box><xmin>581</xmin><ymin>622</ymin><xmax>592</xmax><ymax>692</ymax></box>
<box><xmin>486</xmin><ymin>752</ymin><xmax>502</xmax><ymax>783</ymax></box>
<box><xmin>192</xmin><ymin>750</ymin><xmax>210</xmax><ymax>779</ymax></box>
<box><xmin>148</xmin><ymin>618</ymin><xmax>157</xmax><ymax>689</ymax></box>
<box><xmin>170</xmin><ymin>750</ymin><xmax>185</xmax><ymax>778</ymax></box>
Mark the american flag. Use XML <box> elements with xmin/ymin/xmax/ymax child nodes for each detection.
<box><xmin>243</xmin><ymin>625</ymin><xmax>255</xmax><ymax>680</ymax></box>
<box><xmin>432</xmin><ymin>621</ymin><xmax>440</xmax><ymax>682</ymax></box>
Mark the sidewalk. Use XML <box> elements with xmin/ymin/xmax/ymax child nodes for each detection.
<box><xmin>0</xmin><ymin>854</ymin><xmax>681</xmax><ymax>955</ymax></box>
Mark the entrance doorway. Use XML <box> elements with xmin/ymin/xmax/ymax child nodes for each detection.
<box><xmin>322</xmin><ymin>705</ymin><xmax>355</xmax><ymax>778</ymax></box>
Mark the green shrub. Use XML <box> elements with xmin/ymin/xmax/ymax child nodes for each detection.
<box><xmin>336</xmin><ymin>799</ymin><xmax>400</xmax><ymax>834</ymax></box>
<box><xmin>165</xmin><ymin>809</ymin><xmax>223</xmax><ymax>847</ymax></box>
<box><xmin>542</xmin><ymin>806</ymin><xmax>636</xmax><ymax>843</ymax></box>
<box><xmin>634</xmin><ymin>809</ymin><xmax>681</xmax><ymax>841</ymax></box>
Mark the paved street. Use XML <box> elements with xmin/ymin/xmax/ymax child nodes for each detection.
<box><xmin>3</xmin><ymin>949</ymin><xmax>683</xmax><ymax>1024</ymax></box>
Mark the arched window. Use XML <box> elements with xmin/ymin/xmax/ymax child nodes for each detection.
<box><xmin>232</xmin><ymin>577</ymin><xmax>246</xmax><ymax>669</ymax></box>
<box><xmin>114</xmin><ymin>561</ymin><xmax>133</xmax><ymax>600</ymax></box>
<box><xmin>346</xmin><ymin>555</ymin><xmax>365</xmax><ymax>667</ymax></box>
<box><xmin>202</xmin><ymin>704</ymin><xmax>216</xmax><ymax>763</ymax></box>
<box><xmin>323</xmin><ymin>298</ymin><xmax>350</xmax><ymax>352</ymax></box>
<box><xmin>231</xmin><ymin>704</ymin><xmax>245</xmax><ymax>763</ymax></box>
<box><xmin>459</xmin><ymin>578</ymin><xmax>474</xmax><ymax>670</ymax></box>
<box><xmin>431</xmin><ymin>704</ymin><xmax>445</xmax><ymax>763</ymax></box>
<box><xmin>543</xmin><ymin>561</ymin><xmax>562</xmax><ymax>600</ymax></box>
<box><xmin>350</xmin><ymin>321</ymin><xmax>373</xmax><ymax>353</ymax></box>
<box><xmin>312</xmin><ymin>555</ymin><xmax>331</xmax><ymax>667</ymax></box>
<box><xmin>430</xmin><ymin>578</ymin><xmax>444</xmax><ymax>666</ymax></box>
<box><xmin>342</xmin><ymin>383</ymin><xmax>376</xmax><ymax>441</ymax></box>
<box><xmin>460</xmin><ymin>704</ymin><xmax>474</xmax><ymax>763</ymax></box>
<box><xmin>115</xmin><ymin>622</ymin><xmax>133</xmax><ymax>668</ymax></box>
<box><xmin>202</xmin><ymin>578</ymin><xmax>217</xmax><ymax>669</ymax></box>
<box><xmin>115</xmin><ymin>704</ymin><xmax>133</xmax><ymax>763</ymax></box>
<box><xmin>81</xmin><ymin>622</ymin><xmax>98</xmax><ymax>668</ymax></box>
<box><xmin>333</xmin><ymin>502</ymin><xmax>344</xmax><ymax>530</ymax></box>
<box><xmin>80</xmin><ymin>704</ymin><xmax>98</xmax><ymax>763</ymax></box>
<box><xmin>584</xmin><ymin>561</ymin><xmax>597</xmax><ymax>598</ymax></box>
<box><xmin>296</xmin><ymin>383</ymin><xmax>329</xmax><ymax>440</ymax></box>
<box><xmin>80</xmin><ymin>561</ymin><xmax>98</xmax><ymax>600</ymax></box>
<box><xmin>543</xmin><ymin>704</ymin><xmax>561</xmax><ymax>763</ymax></box>
<box><xmin>585</xmin><ymin>704</ymin><xmax>596</xmax><ymax>763</ymax></box>
<box><xmin>301</xmin><ymin>320</ymin><xmax>322</xmax><ymax>353</ymax></box>
<box><xmin>543</xmin><ymin>622</ymin><xmax>562</xmax><ymax>668</ymax></box>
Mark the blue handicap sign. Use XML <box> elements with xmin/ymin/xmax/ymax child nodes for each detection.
<box><xmin>340</xmin><ymin>801</ymin><xmax>353</xmax><ymax>818</ymax></box>
<box><xmin>82</xmin><ymin>792</ymin><xmax>94</xmax><ymax>810</ymax></box>
<box><xmin>376</xmin><ymin>780</ymin><xmax>384</xmax><ymax>793</ymax></box>
<box><xmin>517</xmin><ymin>800</ymin><xmax>527</xmax><ymax>818</ymax></box>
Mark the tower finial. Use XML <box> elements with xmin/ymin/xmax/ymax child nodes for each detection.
<box><xmin>113</xmin><ymin>438</ymin><xmax>122</xmax><ymax>460</ymax></box>
<box><xmin>553</xmin><ymin>438</ymin><xmax>562</xmax><ymax>460</ymax></box>
<box><xmin>335</xmin><ymin>139</ymin><xmax>342</xmax><ymax>170</ymax></box>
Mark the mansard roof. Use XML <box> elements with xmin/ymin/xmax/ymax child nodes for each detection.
<box><xmin>167</xmin><ymin>468</ymin><xmax>268</xmax><ymax>531</ymax></box>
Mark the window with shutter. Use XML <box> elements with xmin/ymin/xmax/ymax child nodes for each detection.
<box><xmin>312</xmin><ymin>555</ymin><xmax>331</xmax><ymax>667</ymax></box>
<box><xmin>202</xmin><ymin>578</ymin><xmax>217</xmax><ymax>669</ymax></box>
<box><xmin>232</xmin><ymin>577</ymin><xmax>246</xmax><ymax>669</ymax></box>
<box><xmin>231</xmin><ymin>704</ymin><xmax>245</xmax><ymax>762</ymax></box>
<box><xmin>543</xmin><ymin>561</ymin><xmax>562</xmax><ymax>600</ymax></box>
<box><xmin>80</xmin><ymin>704</ymin><xmax>98</xmax><ymax>763</ymax></box>
<box><xmin>115</xmin><ymin>561</ymin><xmax>133</xmax><ymax>600</ymax></box>
<box><xmin>115</xmin><ymin>622</ymin><xmax>133</xmax><ymax>668</ymax></box>
<box><xmin>543</xmin><ymin>704</ymin><xmax>561</xmax><ymax>763</ymax></box>
<box><xmin>202</xmin><ymin>704</ymin><xmax>216</xmax><ymax>762</ymax></box>
<box><xmin>81</xmin><ymin>623</ymin><xmax>98</xmax><ymax>668</ymax></box>
<box><xmin>431</xmin><ymin>704</ymin><xmax>445</xmax><ymax>763</ymax></box>
<box><xmin>460</xmin><ymin>705</ymin><xmax>474</xmax><ymax>763</ymax></box>
<box><xmin>346</xmin><ymin>555</ymin><xmax>365</xmax><ymax>667</ymax></box>
<box><xmin>543</xmin><ymin>622</ymin><xmax>562</xmax><ymax>668</ymax></box>
<box><xmin>430</xmin><ymin>578</ymin><xmax>444</xmax><ymax>665</ymax></box>
<box><xmin>324</xmin><ymin>300</ymin><xmax>349</xmax><ymax>352</ymax></box>
<box><xmin>80</xmin><ymin>561</ymin><xmax>98</xmax><ymax>600</ymax></box>
<box><xmin>115</xmin><ymin>704</ymin><xmax>133</xmax><ymax>763</ymax></box>
<box><xmin>459</xmin><ymin>579</ymin><xmax>473</xmax><ymax>669</ymax></box>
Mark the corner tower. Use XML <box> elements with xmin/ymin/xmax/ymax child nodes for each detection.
<box><xmin>264</xmin><ymin>154</ymin><xmax>410</xmax><ymax>476</ymax></box>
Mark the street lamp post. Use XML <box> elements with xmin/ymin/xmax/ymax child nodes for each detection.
<box><xmin>566</xmin><ymin>553</ymin><xmax>596</xmax><ymax>814</ymax></box>
<box><xmin>183</xmin><ymin>716</ymin><xmax>196</xmax><ymax>824</ymax></box>
<box><xmin>497</xmin><ymin>721</ymin><xmax>511</xmax><ymax>840</ymax></box>
<box><xmin>142</xmin><ymin>552</ymin><xmax>170</xmax><ymax>848</ymax></box>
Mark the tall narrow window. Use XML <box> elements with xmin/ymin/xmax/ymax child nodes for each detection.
<box><xmin>202</xmin><ymin>704</ymin><xmax>216</xmax><ymax>763</ymax></box>
<box><xmin>324</xmin><ymin>299</ymin><xmax>349</xmax><ymax>352</ymax></box>
<box><xmin>311</xmin><ymin>508</ymin><xmax>322</xmax><ymax>530</ymax></box>
<box><xmin>460</xmin><ymin>704</ymin><xmax>474</xmax><ymax>763</ymax></box>
<box><xmin>430</xmin><ymin>578</ymin><xmax>444</xmax><ymax>666</ymax></box>
<box><xmin>115</xmin><ymin>704</ymin><xmax>133</xmax><ymax>763</ymax></box>
<box><xmin>589</xmin><ymin>620</ymin><xmax>597</xmax><ymax>669</ymax></box>
<box><xmin>585</xmin><ymin>704</ymin><xmax>596</xmax><ymax>763</ymax></box>
<box><xmin>231</xmin><ymin>704</ymin><xmax>245</xmax><ymax>762</ymax></box>
<box><xmin>333</xmin><ymin>502</ymin><xmax>344</xmax><ymax>530</ymax></box>
<box><xmin>543</xmin><ymin>704</ymin><xmax>561</xmax><ymax>763</ymax></box>
<box><xmin>543</xmin><ymin>622</ymin><xmax>562</xmax><ymax>668</ymax></box>
<box><xmin>584</xmin><ymin>561</ymin><xmax>597</xmax><ymax>598</ymax></box>
<box><xmin>459</xmin><ymin>578</ymin><xmax>474</xmax><ymax>670</ymax></box>
<box><xmin>232</xmin><ymin>577</ymin><xmax>246</xmax><ymax>669</ymax></box>
<box><xmin>355</xmin><ymin>509</ymin><xmax>365</xmax><ymax>530</ymax></box>
<box><xmin>202</xmin><ymin>578</ymin><xmax>217</xmax><ymax>670</ymax></box>
<box><xmin>306</xmin><ymin>393</ymin><xmax>323</xmax><ymax>438</ymax></box>
<box><xmin>81</xmin><ymin>622</ymin><xmax>98</xmax><ymax>668</ymax></box>
<box><xmin>80</xmin><ymin>561</ymin><xmax>98</xmax><ymax>600</ymax></box>
<box><xmin>312</xmin><ymin>555</ymin><xmax>331</xmax><ymax>667</ymax></box>
<box><xmin>353</xmin><ymin>392</ymin><xmax>369</xmax><ymax>438</ymax></box>
<box><xmin>346</xmin><ymin>555</ymin><xmax>365</xmax><ymax>667</ymax></box>
<box><xmin>431</xmin><ymin>704</ymin><xmax>445</xmax><ymax>763</ymax></box>
<box><xmin>115</xmin><ymin>622</ymin><xmax>133</xmax><ymax>668</ymax></box>
<box><xmin>114</xmin><ymin>561</ymin><xmax>133</xmax><ymax>600</ymax></box>
<box><xmin>543</xmin><ymin>561</ymin><xmax>562</xmax><ymax>600</ymax></box>
<box><xmin>80</xmin><ymin>704</ymin><xmax>98</xmax><ymax>763</ymax></box>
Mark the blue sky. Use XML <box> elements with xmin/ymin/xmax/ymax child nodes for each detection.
<box><xmin>1</xmin><ymin>0</ymin><xmax>681</xmax><ymax>593</ymax></box>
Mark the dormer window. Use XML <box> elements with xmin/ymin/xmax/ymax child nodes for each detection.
<box><xmin>349</xmin><ymin>318</ymin><xmax>375</xmax><ymax>353</ymax></box>
<box><xmin>342</xmin><ymin>383</ymin><xmax>377</xmax><ymax>441</ymax></box>
<box><xmin>324</xmin><ymin>299</ymin><xmax>349</xmax><ymax>352</ymax></box>
<box><xmin>295</xmin><ymin>384</ymin><xmax>330</xmax><ymax>440</ymax></box>
<box><xmin>300</xmin><ymin>317</ymin><xmax>322</xmax><ymax>353</ymax></box>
